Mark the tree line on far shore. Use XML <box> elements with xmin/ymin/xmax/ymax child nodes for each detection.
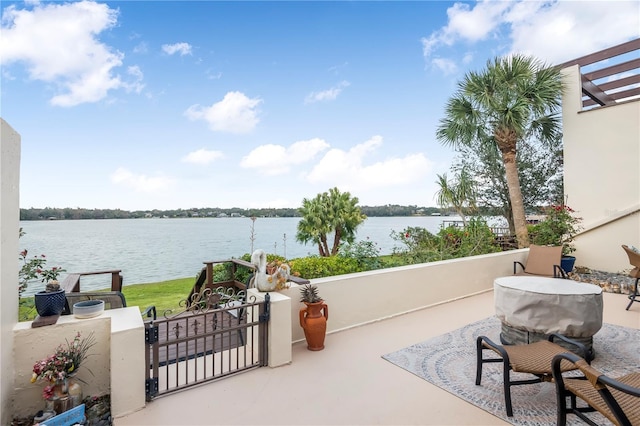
<box><xmin>19</xmin><ymin>205</ymin><xmax>449</xmax><ymax>221</ymax></box>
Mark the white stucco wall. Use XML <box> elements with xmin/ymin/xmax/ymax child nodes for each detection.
<box><xmin>280</xmin><ymin>249</ymin><xmax>528</xmax><ymax>343</ymax></box>
<box><xmin>561</xmin><ymin>66</ymin><xmax>640</xmax><ymax>273</ymax></box>
<box><xmin>0</xmin><ymin>118</ymin><xmax>20</xmax><ymax>426</ymax></box>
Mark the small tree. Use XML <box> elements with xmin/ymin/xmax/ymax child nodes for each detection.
<box><xmin>296</xmin><ymin>188</ymin><xmax>366</xmax><ymax>257</ymax></box>
<box><xmin>434</xmin><ymin>167</ymin><xmax>477</xmax><ymax>226</ymax></box>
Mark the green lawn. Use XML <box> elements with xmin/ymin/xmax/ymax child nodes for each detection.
<box><xmin>19</xmin><ymin>276</ymin><xmax>197</xmax><ymax>322</ymax></box>
<box><xmin>122</xmin><ymin>277</ymin><xmax>195</xmax><ymax>316</ymax></box>
<box><xmin>18</xmin><ymin>255</ymin><xmax>407</xmax><ymax>322</ymax></box>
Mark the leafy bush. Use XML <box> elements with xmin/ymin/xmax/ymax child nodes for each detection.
<box><xmin>288</xmin><ymin>256</ymin><xmax>359</xmax><ymax>279</ymax></box>
<box><xmin>391</xmin><ymin>218</ymin><xmax>500</xmax><ymax>264</ymax></box>
<box><xmin>390</xmin><ymin>226</ymin><xmax>441</xmax><ymax>264</ymax></box>
<box><xmin>338</xmin><ymin>238</ymin><xmax>382</xmax><ymax>271</ymax></box>
<box><xmin>528</xmin><ymin>205</ymin><xmax>582</xmax><ymax>255</ymax></box>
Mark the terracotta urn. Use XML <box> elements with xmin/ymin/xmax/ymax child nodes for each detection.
<box><xmin>299</xmin><ymin>301</ymin><xmax>328</xmax><ymax>351</ymax></box>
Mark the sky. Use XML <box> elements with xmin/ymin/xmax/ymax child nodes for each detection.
<box><xmin>1</xmin><ymin>0</ymin><xmax>638</xmax><ymax>211</ymax></box>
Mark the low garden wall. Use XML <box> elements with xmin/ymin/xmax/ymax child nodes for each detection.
<box><xmin>280</xmin><ymin>249</ymin><xmax>529</xmax><ymax>344</ymax></box>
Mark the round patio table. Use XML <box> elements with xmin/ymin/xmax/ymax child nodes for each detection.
<box><xmin>494</xmin><ymin>276</ymin><xmax>603</xmax><ymax>353</ymax></box>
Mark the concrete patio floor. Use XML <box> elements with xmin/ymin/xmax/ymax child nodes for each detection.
<box><xmin>115</xmin><ymin>290</ymin><xmax>639</xmax><ymax>426</ymax></box>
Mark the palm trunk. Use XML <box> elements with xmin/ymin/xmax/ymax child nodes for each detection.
<box><xmin>320</xmin><ymin>235</ymin><xmax>330</xmax><ymax>257</ymax></box>
<box><xmin>501</xmin><ymin>150</ymin><xmax>529</xmax><ymax>248</ymax></box>
<box><xmin>331</xmin><ymin>228</ymin><xmax>342</xmax><ymax>255</ymax></box>
<box><xmin>503</xmin><ymin>206</ymin><xmax>515</xmax><ymax>236</ymax></box>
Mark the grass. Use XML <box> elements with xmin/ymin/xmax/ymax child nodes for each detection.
<box><xmin>17</xmin><ymin>254</ymin><xmax>407</xmax><ymax>322</ymax></box>
<box><xmin>18</xmin><ymin>276</ymin><xmax>198</xmax><ymax>322</ymax></box>
<box><xmin>122</xmin><ymin>277</ymin><xmax>195</xmax><ymax>316</ymax></box>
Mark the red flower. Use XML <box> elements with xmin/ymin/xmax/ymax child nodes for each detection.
<box><xmin>405</xmin><ymin>233</ymin><xmax>410</xmax><ymax>238</ymax></box>
<box><xmin>42</xmin><ymin>385</ymin><xmax>54</xmax><ymax>400</ymax></box>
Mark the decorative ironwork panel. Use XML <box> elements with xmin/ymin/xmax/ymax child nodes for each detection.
<box><xmin>144</xmin><ymin>288</ymin><xmax>268</xmax><ymax>400</ymax></box>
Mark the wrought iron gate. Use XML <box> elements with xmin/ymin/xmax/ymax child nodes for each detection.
<box><xmin>144</xmin><ymin>288</ymin><xmax>270</xmax><ymax>400</ymax></box>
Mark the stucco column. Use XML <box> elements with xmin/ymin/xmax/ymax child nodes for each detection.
<box><xmin>0</xmin><ymin>118</ymin><xmax>21</xmax><ymax>425</ymax></box>
<box><xmin>247</xmin><ymin>289</ymin><xmax>292</xmax><ymax>367</ymax></box>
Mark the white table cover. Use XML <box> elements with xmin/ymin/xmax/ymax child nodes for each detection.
<box><xmin>494</xmin><ymin>276</ymin><xmax>603</xmax><ymax>337</ymax></box>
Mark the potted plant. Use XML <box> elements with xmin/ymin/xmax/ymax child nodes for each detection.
<box><xmin>31</xmin><ymin>332</ymin><xmax>96</xmax><ymax>415</ymax></box>
<box><xmin>529</xmin><ymin>204</ymin><xmax>583</xmax><ymax>272</ymax></box>
<box><xmin>34</xmin><ymin>265</ymin><xmax>67</xmax><ymax>317</ymax></box>
<box><xmin>299</xmin><ymin>284</ymin><xmax>328</xmax><ymax>351</ymax></box>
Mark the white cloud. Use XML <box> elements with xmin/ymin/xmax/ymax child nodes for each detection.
<box><xmin>507</xmin><ymin>1</ymin><xmax>640</xmax><ymax>64</ymax></box>
<box><xmin>162</xmin><ymin>42</ymin><xmax>192</xmax><ymax>56</ymax></box>
<box><xmin>132</xmin><ymin>41</ymin><xmax>148</xmax><ymax>54</ymax></box>
<box><xmin>123</xmin><ymin>65</ymin><xmax>144</xmax><ymax>94</ymax></box>
<box><xmin>432</xmin><ymin>58</ymin><xmax>458</xmax><ymax>75</ymax></box>
<box><xmin>421</xmin><ymin>1</ymin><xmax>510</xmax><ymax>60</ymax></box>
<box><xmin>240</xmin><ymin>138</ymin><xmax>330</xmax><ymax>176</ymax></box>
<box><xmin>444</xmin><ymin>1</ymin><xmax>510</xmax><ymax>43</ymax></box>
<box><xmin>0</xmin><ymin>1</ymin><xmax>128</xmax><ymax>106</ymax></box>
<box><xmin>184</xmin><ymin>91</ymin><xmax>262</xmax><ymax>134</ymax></box>
<box><xmin>304</xmin><ymin>80</ymin><xmax>350</xmax><ymax>104</ymax></box>
<box><xmin>110</xmin><ymin>167</ymin><xmax>175</xmax><ymax>193</ymax></box>
<box><xmin>206</xmin><ymin>70</ymin><xmax>223</xmax><ymax>80</ymax></box>
<box><xmin>182</xmin><ymin>148</ymin><xmax>224</xmax><ymax>165</ymax></box>
<box><xmin>422</xmin><ymin>0</ymin><xmax>640</xmax><ymax>72</ymax></box>
<box><xmin>305</xmin><ymin>136</ymin><xmax>433</xmax><ymax>190</ymax></box>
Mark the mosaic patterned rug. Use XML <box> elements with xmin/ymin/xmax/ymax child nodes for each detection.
<box><xmin>382</xmin><ymin>316</ymin><xmax>639</xmax><ymax>426</ymax></box>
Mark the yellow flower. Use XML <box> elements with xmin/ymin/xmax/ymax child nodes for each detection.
<box><xmin>31</xmin><ymin>373</ymin><xmax>37</xmax><ymax>383</ymax></box>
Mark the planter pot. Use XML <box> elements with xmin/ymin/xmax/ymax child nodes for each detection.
<box><xmin>561</xmin><ymin>256</ymin><xmax>576</xmax><ymax>273</ymax></box>
<box><xmin>299</xmin><ymin>301</ymin><xmax>328</xmax><ymax>351</ymax></box>
<box><xmin>45</xmin><ymin>376</ymin><xmax>82</xmax><ymax>414</ymax></box>
<box><xmin>34</xmin><ymin>289</ymin><xmax>66</xmax><ymax>317</ymax></box>
<box><xmin>73</xmin><ymin>299</ymin><xmax>105</xmax><ymax>318</ymax></box>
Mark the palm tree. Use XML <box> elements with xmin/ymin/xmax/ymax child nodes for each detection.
<box><xmin>436</xmin><ymin>54</ymin><xmax>564</xmax><ymax>248</ymax></box>
<box><xmin>296</xmin><ymin>187</ymin><xmax>366</xmax><ymax>256</ymax></box>
<box><xmin>434</xmin><ymin>168</ymin><xmax>476</xmax><ymax>226</ymax></box>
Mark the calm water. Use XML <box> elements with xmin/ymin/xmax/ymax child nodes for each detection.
<box><xmin>18</xmin><ymin>216</ymin><xmax>460</xmax><ymax>295</ymax></box>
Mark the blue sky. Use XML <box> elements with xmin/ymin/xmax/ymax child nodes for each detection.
<box><xmin>2</xmin><ymin>1</ymin><xmax>638</xmax><ymax>211</ymax></box>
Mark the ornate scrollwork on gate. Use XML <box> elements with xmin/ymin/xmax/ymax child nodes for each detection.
<box><xmin>161</xmin><ymin>286</ymin><xmax>256</xmax><ymax>320</ymax></box>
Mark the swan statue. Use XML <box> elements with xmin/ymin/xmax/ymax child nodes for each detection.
<box><xmin>250</xmin><ymin>249</ymin><xmax>290</xmax><ymax>292</ymax></box>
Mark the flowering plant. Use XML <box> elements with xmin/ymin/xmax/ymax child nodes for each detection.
<box><xmin>530</xmin><ymin>204</ymin><xmax>583</xmax><ymax>256</ymax></box>
<box><xmin>18</xmin><ymin>228</ymin><xmax>66</xmax><ymax>295</ymax></box>
<box><xmin>31</xmin><ymin>332</ymin><xmax>96</xmax><ymax>399</ymax></box>
<box><xmin>18</xmin><ymin>249</ymin><xmax>47</xmax><ymax>295</ymax></box>
<box><xmin>38</xmin><ymin>266</ymin><xmax>66</xmax><ymax>283</ymax></box>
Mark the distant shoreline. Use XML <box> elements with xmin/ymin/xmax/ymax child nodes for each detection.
<box><xmin>20</xmin><ymin>205</ymin><xmax>450</xmax><ymax>221</ymax></box>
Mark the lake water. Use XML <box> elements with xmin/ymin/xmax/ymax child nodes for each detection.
<box><xmin>18</xmin><ymin>216</ymin><xmax>461</xmax><ymax>295</ymax></box>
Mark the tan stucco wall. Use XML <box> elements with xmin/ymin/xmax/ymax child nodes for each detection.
<box><xmin>280</xmin><ymin>249</ymin><xmax>528</xmax><ymax>343</ymax></box>
<box><xmin>12</xmin><ymin>319</ymin><xmax>111</xmax><ymax>418</ymax></box>
<box><xmin>561</xmin><ymin>66</ymin><xmax>640</xmax><ymax>273</ymax></box>
<box><xmin>0</xmin><ymin>118</ymin><xmax>20</xmax><ymax>425</ymax></box>
<box><xmin>12</xmin><ymin>307</ymin><xmax>146</xmax><ymax>419</ymax></box>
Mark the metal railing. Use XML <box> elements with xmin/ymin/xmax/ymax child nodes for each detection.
<box><xmin>144</xmin><ymin>289</ymin><xmax>270</xmax><ymax>400</ymax></box>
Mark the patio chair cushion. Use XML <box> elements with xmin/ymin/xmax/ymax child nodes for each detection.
<box><xmin>521</xmin><ymin>244</ymin><xmax>563</xmax><ymax>277</ymax></box>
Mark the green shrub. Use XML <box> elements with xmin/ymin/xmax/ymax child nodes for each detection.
<box><xmin>338</xmin><ymin>239</ymin><xmax>382</xmax><ymax>271</ymax></box>
<box><xmin>288</xmin><ymin>256</ymin><xmax>359</xmax><ymax>279</ymax></box>
<box><xmin>391</xmin><ymin>218</ymin><xmax>500</xmax><ymax>264</ymax></box>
